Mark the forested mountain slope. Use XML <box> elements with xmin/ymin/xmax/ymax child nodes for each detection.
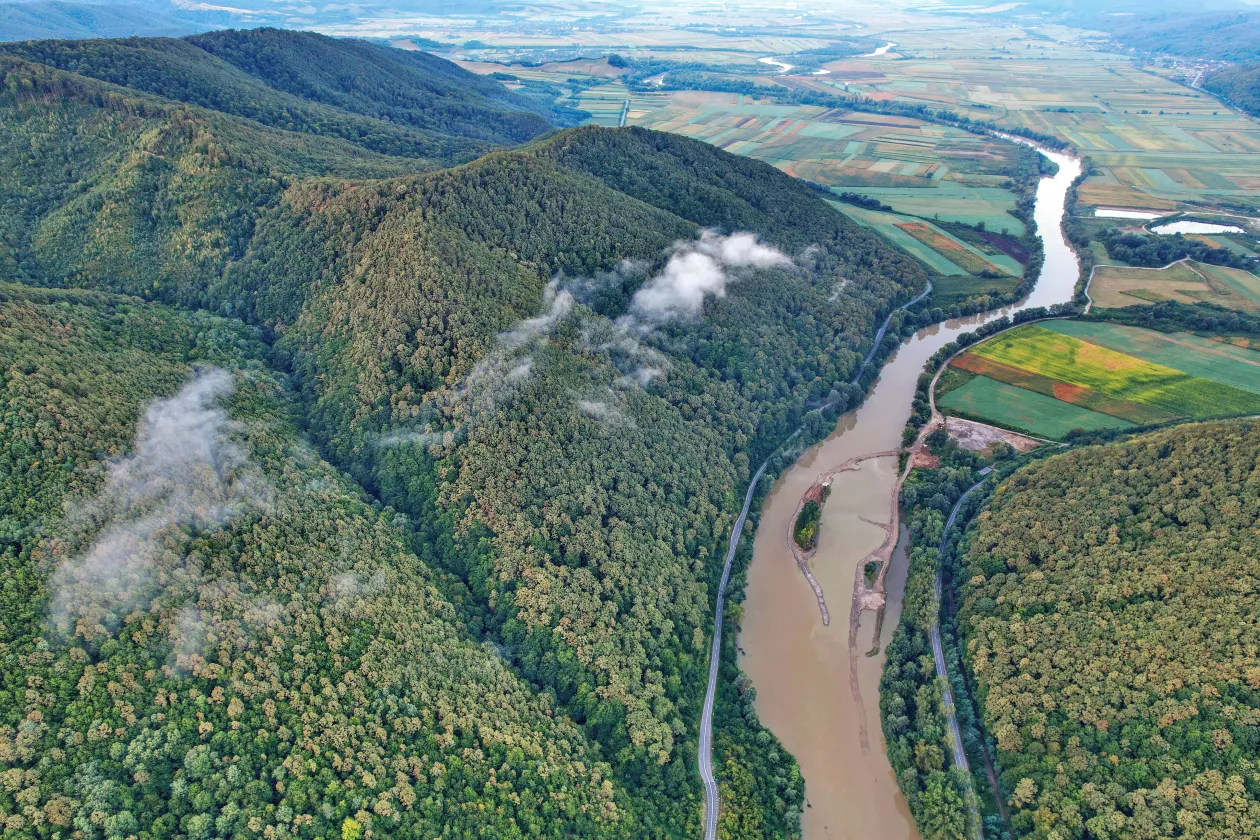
<box><xmin>0</xmin><ymin>283</ymin><xmax>625</xmax><ymax>839</ymax></box>
<box><xmin>0</xmin><ymin>1</ymin><xmax>210</xmax><ymax>42</ymax></box>
<box><xmin>958</xmin><ymin>420</ymin><xmax>1260</xmax><ymax>838</ymax></box>
<box><xmin>1104</xmin><ymin>11</ymin><xmax>1260</xmax><ymax>61</ymax></box>
<box><xmin>1204</xmin><ymin>63</ymin><xmax>1260</xmax><ymax>118</ymax></box>
<box><xmin>0</xmin><ymin>56</ymin><xmax>432</xmax><ymax>300</ymax></box>
<box><xmin>2</xmin><ymin>29</ymin><xmax>574</xmax><ymax>164</ymax></box>
<box><xmin>0</xmin><ymin>34</ymin><xmax>928</xmax><ymax>837</ymax></box>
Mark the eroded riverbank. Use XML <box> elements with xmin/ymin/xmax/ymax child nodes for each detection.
<box><xmin>737</xmin><ymin>146</ymin><xmax>1081</xmax><ymax>839</ymax></box>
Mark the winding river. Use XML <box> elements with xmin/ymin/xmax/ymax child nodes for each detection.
<box><xmin>735</xmin><ymin>145</ymin><xmax>1080</xmax><ymax>839</ymax></box>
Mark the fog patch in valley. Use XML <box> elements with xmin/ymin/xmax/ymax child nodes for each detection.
<box><xmin>48</xmin><ymin>368</ymin><xmax>272</xmax><ymax>646</ymax></box>
<box><xmin>377</xmin><ymin>230</ymin><xmax>791</xmax><ymax>445</ymax></box>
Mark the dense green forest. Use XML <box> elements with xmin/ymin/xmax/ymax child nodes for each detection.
<box><xmin>1204</xmin><ymin>63</ymin><xmax>1260</xmax><ymax>118</ymax></box>
<box><xmin>792</xmin><ymin>500</ymin><xmax>822</xmax><ymax>551</ymax></box>
<box><xmin>1112</xmin><ymin>12</ymin><xmax>1260</xmax><ymax>60</ymax></box>
<box><xmin>2</xmin><ymin>29</ymin><xmax>576</xmax><ymax>166</ymax></box>
<box><xmin>883</xmin><ymin>430</ymin><xmax>1000</xmax><ymax>840</ymax></box>
<box><xmin>957</xmin><ymin>421</ymin><xmax>1260</xmax><ymax>838</ymax></box>
<box><xmin>1095</xmin><ymin>227</ymin><xmax>1253</xmax><ymax>269</ymax></box>
<box><xmin>0</xmin><ymin>30</ymin><xmax>929</xmax><ymax>837</ymax></box>
<box><xmin>1043</xmin><ymin>4</ymin><xmax>1260</xmax><ymax>61</ymax></box>
<box><xmin>0</xmin><ymin>284</ymin><xmax>625</xmax><ymax>839</ymax></box>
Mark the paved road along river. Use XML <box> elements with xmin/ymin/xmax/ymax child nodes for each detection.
<box><xmin>731</xmin><ymin>144</ymin><xmax>1080</xmax><ymax>839</ymax></box>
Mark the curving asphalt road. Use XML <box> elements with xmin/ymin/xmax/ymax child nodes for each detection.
<box><xmin>698</xmin><ymin>457</ymin><xmax>772</xmax><ymax>840</ymax></box>
<box><xmin>698</xmin><ymin>282</ymin><xmax>930</xmax><ymax>839</ymax></box>
<box><xmin>930</xmin><ymin>479</ymin><xmax>988</xmax><ymax>835</ymax></box>
<box><xmin>855</xmin><ymin>281</ymin><xmax>933</xmax><ymax>382</ymax></box>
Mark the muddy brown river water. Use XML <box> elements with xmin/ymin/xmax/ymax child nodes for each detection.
<box><xmin>737</xmin><ymin>145</ymin><xmax>1081</xmax><ymax>839</ymax></box>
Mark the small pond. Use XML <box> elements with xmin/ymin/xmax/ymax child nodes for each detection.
<box><xmin>1151</xmin><ymin>221</ymin><xmax>1244</xmax><ymax>235</ymax></box>
<box><xmin>1094</xmin><ymin>208</ymin><xmax>1161</xmax><ymax>220</ymax></box>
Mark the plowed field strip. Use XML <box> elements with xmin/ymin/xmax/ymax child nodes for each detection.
<box><xmin>896</xmin><ymin>222</ymin><xmax>1000</xmax><ymax>275</ymax></box>
<box><xmin>951</xmin><ymin>352</ymin><xmax>1178</xmax><ymax>424</ymax></box>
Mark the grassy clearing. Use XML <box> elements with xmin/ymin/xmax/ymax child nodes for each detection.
<box><xmin>939</xmin><ymin>376</ymin><xmax>1135</xmax><ymax>439</ymax></box>
<box><xmin>931</xmin><ymin>274</ymin><xmax>1023</xmax><ymax>307</ymax></box>
<box><xmin>972</xmin><ymin>324</ymin><xmax>1260</xmax><ymax>418</ymax></box>
<box><xmin>1196</xmin><ymin>262</ymin><xmax>1260</xmax><ymax>306</ymax></box>
<box><xmin>1089</xmin><ymin>261</ymin><xmax>1260</xmax><ymax>312</ymax></box>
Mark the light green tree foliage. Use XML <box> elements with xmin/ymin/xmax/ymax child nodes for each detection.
<box><xmin>0</xmin><ymin>285</ymin><xmax>624</xmax><ymax>839</ymax></box>
<box><xmin>959</xmin><ymin>420</ymin><xmax>1260</xmax><ymax>839</ymax></box>
<box><xmin>0</xmin><ymin>33</ymin><xmax>930</xmax><ymax>836</ymax></box>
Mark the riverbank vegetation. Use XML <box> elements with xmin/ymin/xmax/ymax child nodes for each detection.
<box><xmin>882</xmin><ymin>431</ymin><xmax>1003</xmax><ymax>840</ymax></box>
<box><xmin>712</xmin><ymin>484</ymin><xmax>807</xmax><ymax>840</ymax></box>
<box><xmin>0</xmin><ymin>29</ymin><xmax>935</xmax><ymax>837</ymax></box>
<box><xmin>1095</xmin><ymin>227</ymin><xmax>1255</xmax><ymax>271</ymax></box>
<box><xmin>957</xmin><ymin>420</ymin><xmax>1260</xmax><ymax>838</ymax></box>
<box><xmin>791</xmin><ymin>486</ymin><xmax>831</xmax><ymax>551</ymax></box>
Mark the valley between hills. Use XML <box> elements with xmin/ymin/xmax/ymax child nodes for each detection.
<box><xmin>2</xmin><ymin>3</ymin><xmax>1260</xmax><ymax>839</ymax></box>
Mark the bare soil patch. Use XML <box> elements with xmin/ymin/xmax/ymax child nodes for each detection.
<box><xmin>946</xmin><ymin>416</ymin><xmax>1041</xmax><ymax>452</ymax></box>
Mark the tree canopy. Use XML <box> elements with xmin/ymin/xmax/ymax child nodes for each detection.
<box><xmin>959</xmin><ymin>421</ymin><xmax>1260</xmax><ymax>839</ymax></box>
<box><xmin>0</xmin><ymin>32</ymin><xmax>931</xmax><ymax>837</ymax></box>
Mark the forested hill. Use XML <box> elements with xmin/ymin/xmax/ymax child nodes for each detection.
<box><xmin>0</xmin><ymin>32</ymin><xmax>927</xmax><ymax>837</ymax></box>
<box><xmin>1</xmin><ymin>28</ymin><xmax>577</xmax><ymax>164</ymax></box>
<box><xmin>958</xmin><ymin>420</ymin><xmax>1260</xmax><ymax>838</ymax></box>
<box><xmin>1204</xmin><ymin>63</ymin><xmax>1260</xmax><ymax>118</ymax></box>
<box><xmin>0</xmin><ymin>283</ymin><xmax>626</xmax><ymax>839</ymax></box>
<box><xmin>1102</xmin><ymin>11</ymin><xmax>1260</xmax><ymax>61</ymax></box>
<box><xmin>0</xmin><ymin>1</ymin><xmax>211</xmax><ymax>42</ymax></box>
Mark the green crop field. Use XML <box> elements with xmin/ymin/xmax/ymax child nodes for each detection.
<box><xmin>897</xmin><ymin>221</ymin><xmax>1003</xmax><ymax>274</ymax></box>
<box><xmin>931</xmin><ymin>274</ymin><xmax>1024</xmax><ymax>307</ymax></box>
<box><xmin>952</xmin><ymin>351</ymin><xmax>1177</xmax><ymax>424</ymax></box>
<box><xmin>941</xmin><ymin>321</ymin><xmax>1260</xmax><ymax>438</ymax></box>
<box><xmin>972</xmin><ymin>325</ymin><xmax>1260</xmax><ymax>418</ymax></box>
<box><xmin>831</xmin><ymin>202</ymin><xmax>1023</xmax><ymax>298</ymax></box>
<box><xmin>1041</xmin><ymin>321</ymin><xmax>1260</xmax><ymax>394</ymax></box>
<box><xmin>939</xmin><ymin>376</ymin><xmax>1135</xmax><ymax>438</ymax></box>
<box><xmin>831</xmin><ymin>202</ymin><xmax>967</xmax><ymax>274</ymax></box>
<box><xmin>837</xmin><ymin>184</ymin><xmax>1025</xmax><ymax>234</ymax></box>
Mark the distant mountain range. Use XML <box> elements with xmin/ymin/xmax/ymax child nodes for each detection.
<box><xmin>0</xmin><ymin>0</ymin><xmax>516</xmax><ymax>42</ymax></box>
<box><xmin>2</xmin><ymin>28</ymin><xmax>580</xmax><ymax>162</ymax></box>
<box><xmin>0</xmin><ymin>1</ymin><xmax>218</xmax><ymax>41</ymax></box>
<box><xmin>0</xmin><ymin>25</ymin><xmax>920</xmax><ymax>838</ymax></box>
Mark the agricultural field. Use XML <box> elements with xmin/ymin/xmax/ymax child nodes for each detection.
<box><xmin>1088</xmin><ymin>260</ymin><xmax>1260</xmax><ymax>311</ymax></box>
<box><xmin>938</xmin><ymin>321</ymin><xmax>1260</xmax><ymax>438</ymax></box>
<box><xmin>896</xmin><ymin>221</ymin><xmax>1003</xmax><ymax>275</ymax></box>
<box><xmin>830</xmin><ymin>201</ymin><xmax>1022</xmax><ymax>280</ymax></box>
<box><xmin>811</xmin><ymin>27</ymin><xmax>1260</xmax><ymax>215</ymax></box>
<box><xmin>938</xmin><ymin>374</ymin><xmax>1136</xmax><ymax>438</ymax></box>
<box><xmin>574</xmin><ymin>82</ymin><xmax>632</xmax><ymax>125</ymax></box>
<box><xmin>844</xmin><ymin>184</ymin><xmax>1024</xmax><ymax>233</ymax></box>
<box><xmin>617</xmin><ymin>95</ymin><xmax>1029</xmax><ymax>229</ymax></box>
